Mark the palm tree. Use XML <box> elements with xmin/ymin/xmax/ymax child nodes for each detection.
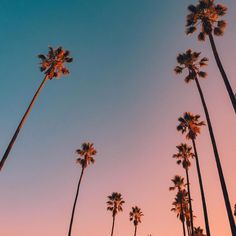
<box><xmin>171</xmin><ymin>189</ymin><xmax>190</xmax><ymax>236</ymax></box>
<box><xmin>175</xmin><ymin>51</ymin><xmax>236</xmax><ymax>235</ymax></box>
<box><xmin>185</xmin><ymin>0</ymin><xmax>236</xmax><ymax>112</ymax></box>
<box><xmin>177</xmin><ymin>112</ymin><xmax>212</xmax><ymax>236</ymax></box>
<box><xmin>194</xmin><ymin>226</ymin><xmax>206</xmax><ymax>236</ymax></box>
<box><xmin>129</xmin><ymin>206</ymin><xmax>144</xmax><ymax>236</ymax></box>
<box><xmin>173</xmin><ymin>143</ymin><xmax>195</xmax><ymax>236</ymax></box>
<box><xmin>0</xmin><ymin>46</ymin><xmax>73</xmax><ymax>171</ymax></box>
<box><xmin>106</xmin><ymin>192</ymin><xmax>125</xmax><ymax>236</ymax></box>
<box><xmin>68</xmin><ymin>142</ymin><xmax>97</xmax><ymax>236</ymax></box>
<box><xmin>169</xmin><ymin>175</ymin><xmax>185</xmax><ymax>192</ymax></box>
<box><xmin>234</xmin><ymin>204</ymin><xmax>236</xmax><ymax>216</ymax></box>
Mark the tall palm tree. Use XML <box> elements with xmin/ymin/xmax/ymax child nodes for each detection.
<box><xmin>177</xmin><ymin>112</ymin><xmax>212</xmax><ymax>236</ymax></box>
<box><xmin>173</xmin><ymin>143</ymin><xmax>195</xmax><ymax>236</ymax></box>
<box><xmin>129</xmin><ymin>206</ymin><xmax>144</xmax><ymax>236</ymax></box>
<box><xmin>194</xmin><ymin>226</ymin><xmax>206</xmax><ymax>236</ymax></box>
<box><xmin>106</xmin><ymin>192</ymin><xmax>125</xmax><ymax>236</ymax></box>
<box><xmin>185</xmin><ymin>0</ymin><xmax>236</xmax><ymax>112</ymax></box>
<box><xmin>169</xmin><ymin>175</ymin><xmax>185</xmax><ymax>192</ymax></box>
<box><xmin>0</xmin><ymin>46</ymin><xmax>73</xmax><ymax>171</ymax></box>
<box><xmin>68</xmin><ymin>142</ymin><xmax>97</xmax><ymax>236</ymax></box>
<box><xmin>175</xmin><ymin>51</ymin><xmax>236</xmax><ymax>235</ymax></box>
<box><xmin>234</xmin><ymin>204</ymin><xmax>236</xmax><ymax>216</ymax></box>
<box><xmin>171</xmin><ymin>189</ymin><xmax>190</xmax><ymax>236</ymax></box>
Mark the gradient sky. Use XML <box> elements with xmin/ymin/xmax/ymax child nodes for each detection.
<box><xmin>0</xmin><ymin>0</ymin><xmax>235</xmax><ymax>235</ymax></box>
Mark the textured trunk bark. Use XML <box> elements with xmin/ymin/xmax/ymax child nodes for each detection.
<box><xmin>185</xmin><ymin>169</ymin><xmax>194</xmax><ymax>236</ymax></box>
<box><xmin>68</xmin><ymin>167</ymin><xmax>85</xmax><ymax>236</ymax></box>
<box><xmin>0</xmin><ymin>75</ymin><xmax>48</xmax><ymax>171</ymax></box>
<box><xmin>195</xmin><ymin>77</ymin><xmax>236</xmax><ymax>236</ymax></box>
<box><xmin>208</xmin><ymin>33</ymin><xmax>236</xmax><ymax>113</ymax></box>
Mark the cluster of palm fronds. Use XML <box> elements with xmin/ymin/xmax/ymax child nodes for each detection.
<box><xmin>170</xmin><ymin>1</ymin><xmax>236</xmax><ymax>236</ymax></box>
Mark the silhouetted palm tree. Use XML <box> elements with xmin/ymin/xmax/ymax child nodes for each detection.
<box><xmin>175</xmin><ymin>51</ymin><xmax>236</xmax><ymax>235</ymax></box>
<box><xmin>0</xmin><ymin>46</ymin><xmax>73</xmax><ymax>171</ymax></box>
<box><xmin>185</xmin><ymin>0</ymin><xmax>236</xmax><ymax>112</ymax></box>
<box><xmin>130</xmin><ymin>206</ymin><xmax>144</xmax><ymax>236</ymax></box>
<box><xmin>173</xmin><ymin>143</ymin><xmax>195</xmax><ymax>236</ymax></box>
<box><xmin>171</xmin><ymin>189</ymin><xmax>190</xmax><ymax>236</ymax></box>
<box><xmin>234</xmin><ymin>204</ymin><xmax>236</xmax><ymax>216</ymax></box>
<box><xmin>194</xmin><ymin>226</ymin><xmax>206</xmax><ymax>236</ymax></box>
<box><xmin>107</xmin><ymin>192</ymin><xmax>125</xmax><ymax>236</ymax></box>
<box><xmin>177</xmin><ymin>112</ymin><xmax>212</xmax><ymax>236</ymax></box>
<box><xmin>68</xmin><ymin>142</ymin><xmax>97</xmax><ymax>236</ymax></box>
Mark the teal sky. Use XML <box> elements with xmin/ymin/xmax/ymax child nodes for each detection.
<box><xmin>0</xmin><ymin>1</ymin><xmax>236</xmax><ymax>235</ymax></box>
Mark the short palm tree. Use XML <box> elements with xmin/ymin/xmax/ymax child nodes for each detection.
<box><xmin>171</xmin><ymin>189</ymin><xmax>190</xmax><ymax>236</ymax></box>
<box><xmin>185</xmin><ymin>0</ymin><xmax>236</xmax><ymax>112</ymax></box>
<box><xmin>173</xmin><ymin>143</ymin><xmax>195</xmax><ymax>236</ymax></box>
<box><xmin>194</xmin><ymin>226</ymin><xmax>206</xmax><ymax>236</ymax></box>
<box><xmin>68</xmin><ymin>142</ymin><xmax>97</xmax><ymax>236</ymax></box>
<box><xmin>175</xmin><ymin>51</ymin><xmax>236</xmax><ymax>235</ymax></box>
<box><xmin>129</xmin><ymin>206</ymin><xmax>144</xmax><ymax>236</ymax></box>
<box><xmin>0</xmin><ymin>46</ymin><xmax>73</xmax><ymax>171</ymax></box>
<box><xmin>177</xmin><ymin>112</ymin><xmax>211</xmax><ymax>236</ymax></box>
<box><xmin>107</xmin><ymin>192</ymin><xmax>125</xmax><ymax>236</ymax></box>
<box><xmin>169</xmin><ymin>175</ymin><xmax>185</xmax><ymax>192</ymax></box>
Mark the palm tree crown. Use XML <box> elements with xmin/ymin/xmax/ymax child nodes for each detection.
<box><xmin>76</xmin><ymin>142</ymin><xmax>97</xmax><ymax>169</ymax></box>
<box><xmin>177</xmin><ymin>112</ymin><xmax>205</xmax><ymax>140</ymax></box>
<box><xmin>38</xmin><ymin>46</ymin><xmax>73</xmax><ymax>79</ymax></box>
<box><xmin>194</xmin><ymin>226</ymin><xmax>206</xmax><ymax>236</ymax></box>
<box><xmin>173</xmin><ymin>143</ymin><xmax>194</xmax><ymax>170</ymax></box>
<box><xmin>129</xmin><ymin>206</ymin><xmax>144</xmax><ymax>226</ymax></box>
<box><xmin>175</xmin><ymin>49</ymin><xmax>208</xmax><ymax>83</ymax></box>
<box><xmin>169</xmin><ymin>175</ymin><xmax>185</xmax><ymax>191</ymax></box>
<box><xmin>107</xmin><ymin>192</ymin><xmax>125</xmax><ymax>217</ymax></box>
<box><xmin>171</xmin><ymin>189</ymin><xmax>190</xmax><ymax>222</ymax></box>
<box><xmin>186</xmin><ymin>0</ymin><xmax>227</xmax><ymax>40</ymax></box>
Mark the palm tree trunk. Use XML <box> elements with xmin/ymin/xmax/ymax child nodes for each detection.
<box><xmin>186</xmin><ymin>223</ymin><xmax>191</xmax><ymax>236</ymax></box>
<box><xmin>134</xmin><ymin>225</ymin><xmax>137</xmax><ymax>236</ymax></box>
<box><xmin>180</xmin><ymin>203</ymin><xmax>186</xmax><ymax>236</ymax></box>
<box><xmin>185</xmin><ymin>169</ymin><xmax>194</xmax><ymax>236</ymax></box>
<box><xmin>208</xmin><ymin>33</ymin><xmax>236</xmax><ymax>113</ymax></box>
<box><xmin>195</xmin><ymin>77</ymin><xmax>236</xmax><ymax>236</ymax></box>
<box><xmin>68</xmin><ymin>167</ymin><xmax>85</xmax><ymax>236</ymax></box>
<box><xmin>0</xmin><ymin>75</ymin><xmax>48</xmax><ymax>171</ymax></box>
<box><xmin>192</xmin><ymin>138</ymin><xmax>210</xmax><ymax>236</ymax></box>
<box><xmin>110</xmin><ymin>215</ymin><xmax>116</xmax><ymax>236</ymax></box>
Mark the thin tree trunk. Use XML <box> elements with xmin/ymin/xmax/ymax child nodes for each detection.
<box><xmin>195</xmin><ymin>77</ymin><xmax>236</xmax><ymax>236</ymax></box>
<box><xmin>185</xmin><ymin>169</ymin><xmax>194</xmax><ymax>236</ymax></box>
<box><xmin>0</xmin><ymin>75</ymin><xmax>48</xmax><ymax>171</ymax></box>
<box><xmin>68</xmin><ymin>167</ymin><xmax>85</xmax><ymax>236</ymax></box>
<box><xmin>191</xmin><ymin>138</ymin><xmax>210</xmax><ymax>236</ymax></box>
<box><xmin>181</xmin><ymin>203</ymin><xmax>186</xmax><ymax>236</ymax></box>
<box><xmin>208</xmin><ymin>33</ymin><xmax>236</xmax><ymax>113</ymax></box>
<box><xmin>134</xmin><ymin>225</ymin><xmax>137</xmax><ymax>236</ymax></box>
<box><xmin>186</xmin><ymin>223</ymin><xmax>191</xmax><ymax>236</ymax></box>
<box><xmin>110</xmin><ymin>215</ymin><xmax>116</xmax><ymax>236</ymax></box>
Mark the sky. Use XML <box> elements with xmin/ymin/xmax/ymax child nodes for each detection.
<box><xmin>0</xmin><ymin>0</ymin><xmax>235</xmax><ymax>235</ymax></box>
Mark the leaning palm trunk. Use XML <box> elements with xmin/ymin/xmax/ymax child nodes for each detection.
<box><xmin>0</xmin><ymin>75</ymin><xmax>48</xmax><ymax>171</ymax></box>
<box><xmin>110</xmin><ymin>216</ymin><xmax>116</xmax><ymax>236</ymax></box>
<box><xmin>191</xmin><ymin>138</ymin><xmax>211</xmax><ymax>236</ymax></box>
<box><xmin>68</xmin><ymin>167</ymin><xmax>85</xmax><ymax>236</ymax></box>
<box><xmin>134</xmin><ymin>225</ymin><xmax>137</xmax><ymax>236</ymax></box>
<box><xmin>185</xmin><ymin>169</ymin><xmax>194</xmax><ymax>236</ymax></box>
<box><xmin>195</xmin><ymin>77</ymin><xmax>236</xmax><ymax>235</ymax></box>
<box><xmin>208</xmin><ymin>33</ymin><xmax>236</xmax><ymax>113</ymax></box>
